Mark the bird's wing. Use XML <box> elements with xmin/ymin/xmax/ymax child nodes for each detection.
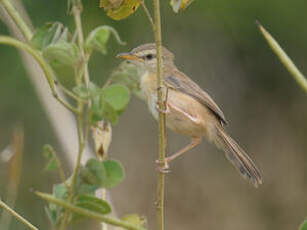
<box><xmin>164</xmin><ymin>69</ymin><xmax>228</xmax><ymax>125</ymax></box>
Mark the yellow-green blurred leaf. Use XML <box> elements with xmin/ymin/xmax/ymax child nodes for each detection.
<box><xmin>100</xmin><ymin>0</ymin><xmax>142</xmax><ymax>20</ymax></box>
<box><xmin>170</xmin><ymin>0</ymin><xmax>194</xmax><ymax>13</ymax></box>
<box><xmin>121</xmin><ymin>214</ymin><xmax>146</xmax><ymax>228</ymax></box>
<box><xmin>100</xmin><ymin>0</ymin><xmax>124</xmax><ymax>9</ymax></box>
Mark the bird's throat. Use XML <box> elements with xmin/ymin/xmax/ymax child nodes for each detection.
<box><xmin>140</xmin><ymin>71</ymin><xmax>158</xmax><ymax>99</ymax></box>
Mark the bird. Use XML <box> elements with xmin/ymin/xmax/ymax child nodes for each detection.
<box><xmin>116</xmin><ymin>43</ymin><xmax>262</xmax><ymax>187</ymax></box>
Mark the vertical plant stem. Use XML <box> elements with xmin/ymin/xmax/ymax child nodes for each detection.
<box><xmin>0</xmin><ymin>199</ymin><xmax>38</xmax><ymax>230</ymax></box>
<box><xmin>0</xmin><ymin>0</ymin><xmax>32</xmax><ymax>40</ymax></box>
<box><xmin>141</xmin><ymin>1</ymin><xmax>154</xmax><ymax>30</ymax></box>
<box><xmin>73</xmin><ymin>0</ymin><xmax>90</xmax><ymax>88</ymax></box>
<box><xmin>59</xmin><ymin>2</ymin><xmax>89</xmax><ymax>229</ymax></box>
<box><xmin>152</xmin><ymin>0</ymin><xmax>167</xmax><ymax>230</ymax></box>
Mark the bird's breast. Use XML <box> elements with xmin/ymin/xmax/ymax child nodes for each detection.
<box><xmin>140</xmin><ymin>71</ymin><xmax>218</xmax><ymax>139</ymax></box>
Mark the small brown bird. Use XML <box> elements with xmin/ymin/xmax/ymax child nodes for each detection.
<box><xmin>117</xmin><ymin>43</ymin><xmax>262</xmax><ymax>187</ymax></box>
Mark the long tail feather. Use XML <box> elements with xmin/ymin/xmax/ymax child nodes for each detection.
<box><xmin>215</xmin><ymin>127</ymin><xmax>262</xmax><ymax>187</ymax></box>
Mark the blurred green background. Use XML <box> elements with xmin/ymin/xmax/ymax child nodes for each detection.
<box><xmin>0</xmin><ymin>0</ymin><xmax>307</xmax><ymax>229</ymax></box>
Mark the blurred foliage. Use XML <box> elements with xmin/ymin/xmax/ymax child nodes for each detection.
<box><xmin>1</xmin><ymin>0</ymin><xmax>307</xmax><ymax>230</ymax></box>
<box><xmin>45</xmin><ymin>158</ymin><xmax>124</xmax><ymax>228</ymax></box>
<box><xmin>300</xmin><ymin>220</ymin><xmax>307</xmax><ymax>230</ymax></box>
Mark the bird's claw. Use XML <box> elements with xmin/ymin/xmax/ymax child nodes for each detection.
<box><xmin>155</xmin><ymin>103</ymin><xmax>169</xmax><ymax>114</ymax></box>
<box><xmin>155</xmin><ymin>159</ymin><xmax>170</xmax><ymax>174</ymax></box>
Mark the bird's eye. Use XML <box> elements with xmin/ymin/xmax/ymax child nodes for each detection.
<box><xmin>145</xmin><ymin>54</ymin><xmax>153</xmax><ymax>60</ymax></box>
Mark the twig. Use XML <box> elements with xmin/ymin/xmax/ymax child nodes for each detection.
<box><xmin>141</xmin><ymin>1</ymin><xmax>154</xmax><ymax>30</ymax></box>
<box><xmin>0</xmin><ymin>0</ymin><xmax>32</xmax><ymax>40</ymax></box>
<box><xmin>73</xmin><ymin>0</ymin><xmax>90</xmax><ymax>88</ymax></box>
<box><xmin>59</xmin><ymin>1</ymin><xmax>89</xmax><ymax>229</ymax></box>
<box><xmin>35</xmin><ymin>192</ymin><xmax>147</xmax><ymax>230</ymax></box>
<box><xmin>0</xmin><ymin>199</ymin><xmax>38</xmax><ymax>230</ymax></box>
<box><xmin>0</xmin><ymin>36</ymin><xmax>80</xmax><ymax>114</ymax></box>
<box><xmin>55</xmin><ymin>80</ymin><xmax>87</xmax><ymax>102</ymax></box>
<box><xmin>257</xmin><ymin>21</ymin><xmax>307</xmax><ymax>93</ymax></box>
<box><xmin>152</xmin><ymin>0</ymin><xmax>167</xmax><ymax>230</ymax></box>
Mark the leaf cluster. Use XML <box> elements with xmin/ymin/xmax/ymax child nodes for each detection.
<box><xmin>45</xmin><ymin>158</ymin><xmax>125</xmax><ymax>227</ymax></box>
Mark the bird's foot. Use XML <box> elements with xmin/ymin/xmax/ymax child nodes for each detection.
<box><xmin>155</xmin><ymin>159</ymin><xmax>170</xmax><ymax>174</ymax></box>
<box><xmin>155</xmin><ymin>103</ymin><xmax>169</xmax><ymax>114</ymax></box>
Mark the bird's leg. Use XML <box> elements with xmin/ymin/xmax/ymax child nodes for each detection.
<box><xmin>156</xmin><ymin>86</ymin><xmax>169</xmax><ymax>114</ymax></box>
<box><xmin>155</xmin><ymin>103</ymin><xmax>170</xmax><ymax>114</ymax></box>
<box><xmin>156</xmin><ymin>137</ymin><xmax>202</xmax><ymax>173</ymax></box>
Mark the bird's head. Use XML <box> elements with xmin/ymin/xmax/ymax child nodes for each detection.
<box><xmin>116</xmin><ymin>43</ymin><xmax>175</xmax><ymax>72</ymax></box>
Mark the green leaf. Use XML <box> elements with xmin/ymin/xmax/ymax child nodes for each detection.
<box><xmin>43</xmin><ymin>41</ymin><xmax>80</xmax><ymax>68</ymax></box>
<box><xmin>85</xmin><ymin>26</ymin><xmax>125</xmax><ymax>54</ymax></box>
<box><xmin>83</xmin><ymin>159</ymin><xmax>125</xmax><ymax>189</ymax></box>
<box><xmin>85</xmin><ymin>26</ymin><xmax>110</xmax><ymax>54</ymax></box>
<box><xmin>53</xmin><ymin>183</ymin><xmax>67</xmax><ymax>200</ymax></box>
<box><xmin>101</xmin><ymin>100</ymin><xmax>119</xmax><ymax>125</ymax></box>
<box><xmin>48</xmin><ymin>183</ymin><xmax>68</xmax><ymax>219</ymax></box>
<box><xmin>76</xmin><ymin>194</ymin><xmax>111</xmax><ymax>215</ymax></box>
<box><xmin>87</xmin><ymin>82</ymin><xmax>121</xmax><ymax>124</ymax></box>
<box><xmin>42</xmin><ymin>145</ymin><xmax>58</xmax><ymax>171</ymax></box>
<box><xmin>31</xmin><ymin>22</ymin><xmax>64</xmax><ymax>50</ymax></box>
<box><xmin>111</xmin><ymin>61</ymin><xmax>143</xmax><ymax>99</ymax></box>
<box><xmin>101</xmin><ymin>160</ymin><xmax>125</xmax><ymax>188</ymax></box>
<box><xmin>299</xmin><ymin>220</ymin><xmax>307</xmax><ymax>230</ymax></box>
<box><xmin>102</xmin><ymin>84</ymin><xmax>130</xmax><ymax>112</ymax></box>
<box><xmin>120</xmin><ymin>214</ymin><xmax>146</xmax><ymax>229</ymax></box>
<box><xmin>91</xmin><ymin>94</ymin><xmax>105</xmax><ymax>123</ymax></box>
<box><xmin>84</xmin><ymin>158</ymin><xmax>106</xmax><ymax>186</ymax></box>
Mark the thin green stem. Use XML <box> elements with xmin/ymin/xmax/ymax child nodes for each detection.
<box><xmin>0</xmin><ymin>36</ymin><xmax>79</xmax><ymax>114</ymax></box>
<box><xmin>257</xmin><ymin>21</ymin><xmax>307</xmax><ymax>93</ymax></box>
<box><xmin>152</xmin><ymin>0</ymin><xmax>167</xmax><ymax>230</ymax></box>
<box><xmin>54</xmin><ymin>80</ymin><xmax>87</xmax><ymax>102</ymax></box>
<box><xmin>59</xmin><ymin>1</ymin><xmax>90</xmax><ymax>229</ymax></box>
<box><xmin>53</xmin><ymin>93</ymin><xmax>80</xmax><ymax>114</ymax></box>
<box><xmin>0</xmin><ymin>199</ymin><xmax>38</xmax><ymax>230</ymax></box>
<box><xmin>141</xmin><ymin>1</ymin><xmax>154</xmax><ymax>30</ymax></box>
<box><xmin>73</xmin><ymin>1</ymin><xmax>89</xmax><ymax>88</ymax></box>
<box><xmin>0</xmin><ymin>0</ymin><xmax>33</xmax><ymax>40</ymax></box>
<box><xmin>36</xmin><ymin>192</ymin><xmax>147</xmax><ymax>230</ymax></box>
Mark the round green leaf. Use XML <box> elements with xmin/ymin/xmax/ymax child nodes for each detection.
<box><xmin>43</xmin><ymin>42</ymin><xmax>79</xmax><ymax>67</ymax></box>
<box><xmin>101</xmin><ymin>160</ymin><xmax>125</xmax><ymax>188</ymax></box>
<box><xmin>102</xmin><ymin>84</ymin><xmax>130</xmax><ymax>112</ymax></box>
<box><xmin>84</xmin><ymin>158</ymin><xmax>106</xmax><ymax>186</ymax></box>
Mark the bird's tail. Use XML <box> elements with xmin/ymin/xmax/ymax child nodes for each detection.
<box><xmin>215</xmin><ymin>127</ymin><xmax>262</xmax><ymax>187</ymax></box>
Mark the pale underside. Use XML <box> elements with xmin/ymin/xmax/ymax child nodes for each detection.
<box><xmin>140</xmin><ymin>70</ymin><xmax>262</xmax><ymax>187</ymax></box>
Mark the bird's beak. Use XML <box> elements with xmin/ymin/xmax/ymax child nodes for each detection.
<box><xmin>116</xmin><ymin>52</ymin><xmax>143</xmax><ymax>62</ymax></box>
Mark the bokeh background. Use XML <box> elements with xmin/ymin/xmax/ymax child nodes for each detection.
<box><xmin>0</xmin><ymin>0</ymin><xmax>307</xmax><ymax>230</ymax></box>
